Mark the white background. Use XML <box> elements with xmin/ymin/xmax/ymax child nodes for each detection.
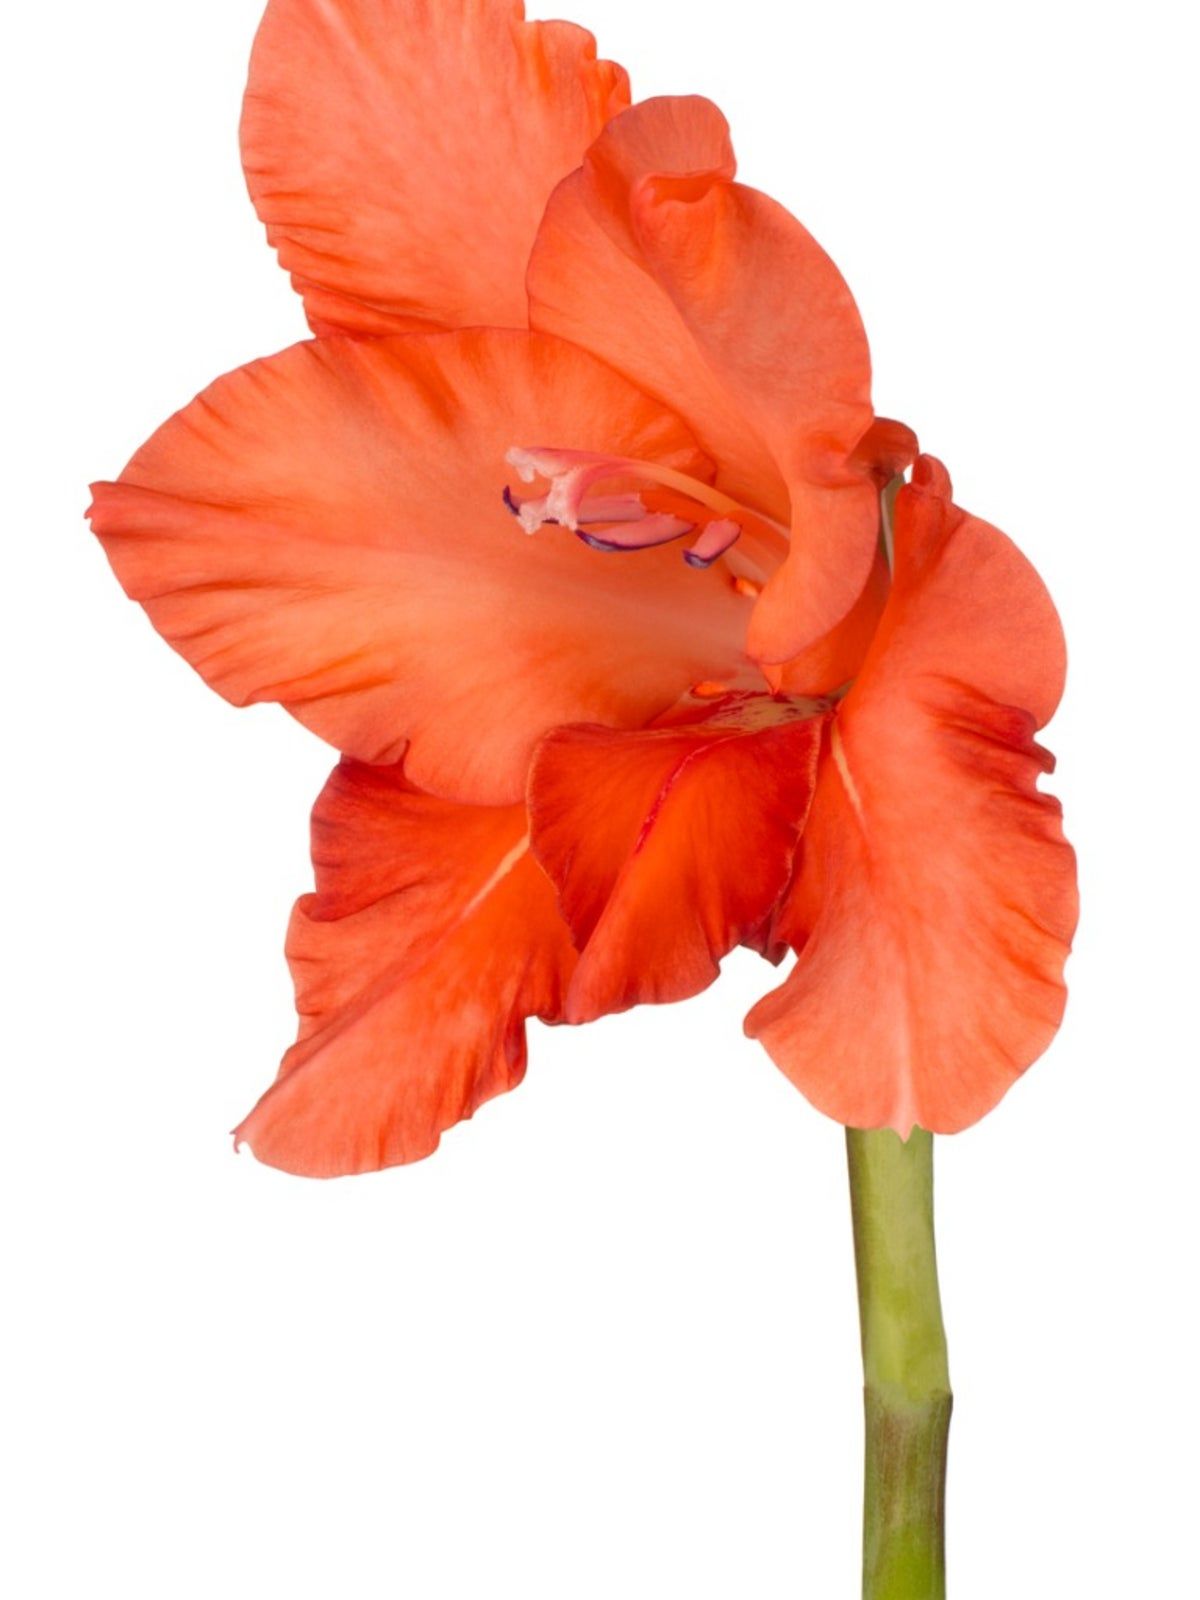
<box><xmin>4</xmin><ymin>1</ymin><xmax>1196</xmax><ymax>1594</ymax></box>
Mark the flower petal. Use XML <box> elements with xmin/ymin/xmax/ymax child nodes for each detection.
<box><xmin>745</xmin><ymin>458</ymin><xmax>1078</xmax><ymax>1135</ymax></box>
<box><xmin>528</xmin><ymin>98</ymin><xmax>787</xmax><ymax>526</ymax></box>
<box><xmin>242</xmin><ymin>0</ymin><xmax>629</xmax><ymax>335</ymax></box>
<box><xmin>234</xmin><ymin>759</ymin><xmax>577</xmax><ymax>1177</ymax></box>
<box><xmin>630</xmin><ymin>174</ymin><xmax>902</xmax><ymax>662</ymax></box>
<box><xmin>772</xmin><ymin>545</ymin><xmax>892</xmax><ymax>697</ymax></box>
<box><xmin>529</xmin><ymin>692</ymin><xmax>826</xmax><ymax>1022</ymax></box>
<box><xmin>528</xmin><ymin>95</ymin><xmax>910</xmax><ymax>656</ymax></box>
<box><xmin>89</xmin><ymin>329</ymin><xmax>753</xmax><ymax>804</ymax></box>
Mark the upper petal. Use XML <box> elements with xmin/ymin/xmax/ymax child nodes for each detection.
<box><xmin>631</xmin><ymin>174</ymin><xmax>906</xmax><ymax>662</ymax></box>
<box><xmin>234</xmin><ymin>758</ymin><xmax>577</xmax><ymax>1177</ymax></box>
<box><xmin>242</xmin><ymin>0</ymin><xmax>629</xmax><ymax>336</ymax></box>
<box><xmin>527</xmin><ymin>96</ymin><xmax>910</xmax><ymax>657</ymax></box>
<box><xmin>527</xmin><ymin>97</ymin><xmax>787</xmax><ymax>521</ymax></box>
<box><xmin>529</xmin><ymin>691</ymin><xmax>825</xmax><ymax>1022</ymax></box>
<box><xmin>745</xmin><ymin>458</ymin><xmax>1078</xmax><ymax>1134</ymax></box>
<box><xmin>89</xmin><ymin>329</ymin><xmax>753</xmax><ymax>804</ymax></box>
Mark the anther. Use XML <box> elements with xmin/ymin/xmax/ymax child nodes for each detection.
<box><xmin>503</xmin><ymin>446</ymin><xmax>765</xmax><ymax>572</ymax></box>
<box><xmin>681</xmin><ymin>518</ymin><xmax>741</xmax><ymax>569</ymax></box>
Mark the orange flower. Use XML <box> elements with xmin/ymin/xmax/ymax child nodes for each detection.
<box><xmin>88</xmin><ymin>0</ymin><xmax>1075</xmax><ymax>1177</ymax></box>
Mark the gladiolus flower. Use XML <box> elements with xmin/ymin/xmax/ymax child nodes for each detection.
<box><xmin>88</xmin><ymin>0</ymin><xmax>1076</xmax><ymax>1178</ymax></box>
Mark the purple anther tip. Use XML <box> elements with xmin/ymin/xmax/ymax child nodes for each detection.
<box><xmin>575</xmin><ymin>530</ymin><xmax>633</xmax><ymax>553</ymax></box>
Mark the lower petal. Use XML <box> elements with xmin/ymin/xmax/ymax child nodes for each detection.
<box><xmin>529</xmin><ymin>692</ymin><xmax>826</xmax><ymax>1021</ymax></box>
<box><xmin>234</xmin><ymin>759</ymin><xmax>577</xmax><ymax>1177</ymax></box>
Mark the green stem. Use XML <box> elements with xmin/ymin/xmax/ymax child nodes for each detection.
<box><xmin>847</xmin><ymin>1128</ymin><xmax>952</xmax><ymax>1599</ymax></box>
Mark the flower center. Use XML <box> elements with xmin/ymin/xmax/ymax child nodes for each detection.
<box><xmin>504</xmin><ymin>445</ymin><xmax>783</xmax><ymax>574</ymax></box>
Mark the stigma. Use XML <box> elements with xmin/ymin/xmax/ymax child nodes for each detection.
<box><xmin>504</xmin><ymin>446</ymin><xmax>744</xmax><ymax>570</ymax></box>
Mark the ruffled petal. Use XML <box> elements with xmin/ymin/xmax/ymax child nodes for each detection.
<box><xmin>745</xmin><ymin>458</ymin><xmax>1078</xmax><ymax>1134</ymax></box>
<box><xmin>241</xmin><ymin>0</ymin><xmax>629</xmax><ymax>336</ymax></box>
<box><xmin>89</xmin><ymin>329</ymin><xmax>753</xmax><ymax>804</ymax></box>
<box><xmin>529</xmin><ymin>691</ymin><xmax>825</xmax><ymax>1021</ymax></box>
<box><xmin>234</xmin><ymin>759</ymin><xmax>577</xmax><ymax>1177</ymax></box>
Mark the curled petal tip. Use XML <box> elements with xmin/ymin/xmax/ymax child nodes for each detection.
<box><xmin>911</xmin><ymin>455</ymin><xmax>953</xmax><ymax>499</ymax></box>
